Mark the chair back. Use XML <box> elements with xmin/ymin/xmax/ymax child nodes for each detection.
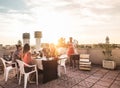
<box><xmin>16</xmin><ymin>60</ymin><xmax>25</xmax><ymax>74</ymax></box>
<box><xmin>80</xmin><ymin>54</ymin><xmax>90</xmax><ymax>61</ymax></box>
<box><xmin>59</xmin><ymin>54</ymin><xmax>67</xmax><ymax>66</ymax></box>
<box><xmin>0</xmin><ymin>58</ymin><xmax>8</xmax><ymax>70</ymax></box>
<box><xmin>80</xmin><ymin>54</ymin><xmax>89</xmax><ymax>58</ymax></box>
<box><xmin>58</xmin><ymin>58</ymin><xmax>66</xmax><ymax>66</ymax></box>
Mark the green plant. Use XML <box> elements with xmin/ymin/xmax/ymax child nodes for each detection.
<box><xmin>102</xmin><ymin>43</ymin><xmax>113</xmax><ymax>60</ymax></box>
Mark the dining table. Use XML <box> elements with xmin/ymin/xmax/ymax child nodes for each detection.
<box><xmin>34</xmin><ymin>57</ymin><xmax>58</xmax><ymax>83</ymax></box>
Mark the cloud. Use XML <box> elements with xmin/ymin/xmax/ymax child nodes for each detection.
<box><xmin>0</xmin><ymin>9</ymin><xmax>36</xmax><ymax>34</ymax></box>
<box><xmin>26</xmin><ymin>0</ymin><xmax>120</xmax><ymax>28</ymax></box>
<box><xmin>0</xmin><ymin>0</ymin><xmax>33</xmax><ymax>28</ymax></box>
<box><xmin>52</xmin><ymin>0</ymin><xmax>120</xmax><ymax>22</ymax></box>
<box><xmin>1</xmin><ymin>0</ymin><xmax>120</xmax><ymax>29</ymax></box>
<box><xmin>0</xmin><ymin>0</ymin><xmax>27</xmax><ymax>11</ymax></box>
<box><xmin>0</xmin><ymin>0</ymin><xmax>120</xmax><ymax>45</ymax></box>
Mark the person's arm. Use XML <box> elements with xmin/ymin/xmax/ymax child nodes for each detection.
<box><xmin>27</xmin><ymin>52</ymin><xmax>33</xmax><ymax>64</ymax></box>
<box><xmin>18</xmin><ymin>50</ymin><xmax>23</xmax><ymax>60</ymax></box>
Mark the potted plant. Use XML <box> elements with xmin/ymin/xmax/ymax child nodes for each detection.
<box><xmin>102</xmin><ymin>43</ymin><xmax>116</xmax><ymax>69</ymax></box>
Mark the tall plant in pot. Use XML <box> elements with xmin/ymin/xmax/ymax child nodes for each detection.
<box><xmin>102</xmin><ymin>36</ymin><xmax>116</xmax><ymax>69</ymax></box>
<box><xmin>103</xmin><ymin>43</ymin><xmax>112</xmax><ymax>61</ymax></box>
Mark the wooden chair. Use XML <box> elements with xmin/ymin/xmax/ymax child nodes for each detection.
<box><xmin>79</xmin><ymin>54</ymin><xmax>91</xmax><ymax>70</ymax></box>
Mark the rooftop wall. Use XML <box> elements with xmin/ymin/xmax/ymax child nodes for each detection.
<box><xmin>0</xmin><ymin>48</ymin><xmax>120</xmax><ymax>66</ymax></box>
<box><xmin>77</xmin><ymin>48</ymin><xmax>120</xmax><ymax>66</ymax></box>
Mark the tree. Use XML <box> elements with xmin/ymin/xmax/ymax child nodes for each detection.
<box><xmin>57</xmin><ymin>37</ymin><xmax>66</xmax><ymax>47</ymax></box>
<box><xmin>17</xmin><ymin>40</ymin><xmax>22</xmax><ymax>45</ymax></box>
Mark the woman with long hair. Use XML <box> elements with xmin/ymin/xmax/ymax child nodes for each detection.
<box><xmin>22</xmin><ymin>43</ymin><xmax>33</xmax><ymax>65</ymax></box>
<box><xmin>22</xmin><ymin>43</ymin><xmax>36</xmax><ymax>82</ymax></box>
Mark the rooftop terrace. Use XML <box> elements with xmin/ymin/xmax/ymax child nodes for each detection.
<box><xmin>0</xmin><ymin>65</ymin><xmax>120</xmax><ymax>88</ymax></box>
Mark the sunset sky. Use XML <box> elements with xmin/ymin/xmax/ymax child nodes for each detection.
<box><xmin>0</xmin><ymin>0</ymin><xmax>120</xmax><ymax>45</ymax></box>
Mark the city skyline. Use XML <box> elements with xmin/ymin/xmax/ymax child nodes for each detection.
<box><xmin>0</xmin><ymin>0</ymin><xmax>120</xmax><ymax>45</ymax></box>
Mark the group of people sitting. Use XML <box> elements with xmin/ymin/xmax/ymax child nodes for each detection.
<box><xmin>12</xmin><ymin>44</ymin><xmax>29</xmax><ymax>64</ymax></box>
<box><xmin>9</xmin><ymin>42</ymin><xmax>78</xmax><ymax>82</ymax></box>
<box><xmin>12</xmin><ymin>43</ymin><xmax>56</xmax><ymax>65</ymax></box>
<box><xmin>12</xmin><ymin>42</ymin><xmax>77</xmax><ymax>66</ymax></box>
<box><xmin>12</xmin><ymin>44</ymin><xmax>35</xmax><ymax>74</ymax></box>
<box><xmin>6</xmin><ymin>44</ymin><xmax>35</xmax><ymax>82</ymax></box>
<box><xmin>10</xmin><ymin>43</ymin><xmax>62</xmax><ymax>82</ymax></box>
<box><xmin>12</xmin><ymin>43</ymin><xmax>61</xmax><ymax>73</ymax></box>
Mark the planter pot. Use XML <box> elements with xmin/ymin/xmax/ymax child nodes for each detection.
<box><xmin>102</xmin><ymin>59</ymin><xmax>116</xmax><ymax>69</ymax></box>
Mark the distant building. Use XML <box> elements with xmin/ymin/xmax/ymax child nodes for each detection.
<box><xmin>5</xmin><ymin>45</ymin><xmax>10</xmax><ymax>50</ymax></box>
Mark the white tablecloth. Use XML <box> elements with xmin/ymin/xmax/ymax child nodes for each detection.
<box><xmin>35</xmin><ymin>55</ymin><xmax>67</xmax><ymax>77</ymax></box>
<box><xmin>35</xmin><ymin>57</ymin><xmax>47</xmax><ymax>70</ymax></box>
<box><xmin>35</xmin><ymin>57</ymin><xmax>54</xmax><ymax>70</ymax></box>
